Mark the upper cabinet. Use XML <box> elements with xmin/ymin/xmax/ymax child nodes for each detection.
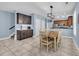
<box><xmin>54</xmin><ymin>16</ymin><xmax>73</xmax><ymax>27</ymax></box>
<box><xmin>17</xmin><ymin>13</ymin><xmax>31</xmax><ymax>24</ymax></box>
<box><xmin>67</xmin><ymin>16</ymin><xmax>73</xmax><ymax>26</ymax></box>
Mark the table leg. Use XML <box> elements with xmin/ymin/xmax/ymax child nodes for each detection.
<box><xmin>54</xmin><ymin>37</ymin><xmax>56</xmax><ymax>51</ymax></box>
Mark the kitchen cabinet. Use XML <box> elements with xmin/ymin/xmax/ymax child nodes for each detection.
<box><xmin>17</xmin><ymin>30</ymin><xmax>33</xmax><ymax>40</ymax></box>
<box><xmin>17</xmin><ymin>13</ymin><xmax>31</xmax><ymax>24</ymax></box>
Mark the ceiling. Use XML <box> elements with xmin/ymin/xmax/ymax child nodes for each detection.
<box><xmin>34</xmin><ymin>2</ymin><xmax>76</xmax><ymax>15</ymax></box>
<box><xmin>0</xmin><ymin>2</ymin><xmax>76</xmax><ymax>17</ymax></box>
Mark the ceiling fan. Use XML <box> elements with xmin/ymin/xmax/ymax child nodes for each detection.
<box><xmin>47</xmin><ymin>5</ymin><xmax>55</xmax><ymax>19</ymax></box>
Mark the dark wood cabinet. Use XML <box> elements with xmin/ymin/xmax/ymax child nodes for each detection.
<box><xmin>67</xmin><ymin>16</ymin><xmax>73</xmax><ymax>26</ymax></box>
<box><xmin>17</xmin><ymin>13</ymin><xmax>24</xmax><ymax>24</ymax></box>
<box><xmin>17</xmin><ymin>30</ymin><xmax>33</xmax><ymax>40</ymax></box>
<box><xmin>17</xmin><ymin>13</ymin><xmax>31</xmax><ymax>24</ymax></box>
<box><xmin>28</xmin><ymin>30</ymin><xmax>33</xmax><ymax>37</ymax></box>
<box><xmin>17</xmin><ymin>30</ymin><xmax>21</xmax><ymax>40</ymax></box>
<box><xmin>17</xmin><ymin>13</ymin><xmax>33</xmax><ymax>40</ymax></box>
<box><xmin>23</xmin><ymin>15</ymin><xmax>31</xmax><ymax>24</ymax></box>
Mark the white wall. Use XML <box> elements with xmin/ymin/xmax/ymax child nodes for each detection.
<box><xmin>73</xmin><ymin>9</ymin><xmax>77</xmax><ymax>37</ymax></box>
<box><xmin>73</xmin><ymin>2</ymin><xmax>79</xmax><ymax>48</ymax></box>
<box><xmin>0</xmin><ymin>11</ymin><xmax>15</xmax><ymax>38</ymax></box>
<box><xmin>35</xmin><ymin>16</ymin><xmax>41</xmax><ymax>36</ymax></box>
<box><xmin>33</xmin><ymin>15</ymin><xmax>46</xmax><ymax>36</ymax></box>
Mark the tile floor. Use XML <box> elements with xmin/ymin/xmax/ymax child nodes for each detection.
<box><xmin>0</xmin><ymin>36</ymin><xmax>79</xmax><ymax>56</ymax></box>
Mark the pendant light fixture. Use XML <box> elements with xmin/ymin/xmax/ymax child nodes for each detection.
<box><xmin>47</xmin><ymin>5</ymin><xmax>55</xmax><ymax>19</ymax></box>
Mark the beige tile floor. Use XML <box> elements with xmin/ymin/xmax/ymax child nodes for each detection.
<box><xmin>0</xmin><ymin>36</ymin><xmax>79</xmax><ymax>56</ymax></box>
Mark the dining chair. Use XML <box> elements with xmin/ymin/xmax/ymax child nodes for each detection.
<box><xmin>48</xmin><ymin>31</ymin><xmax>62</xmax><ymax>51</ymax></box>
<box><xmin>39</xmin><ymin>31</ymin><xmax>54</xmax><ymax>52</ymax></box>
<box><xmin>48</xmin><ymin>31</ymin><xmax>58</xmax><ymax>51</ymax></box>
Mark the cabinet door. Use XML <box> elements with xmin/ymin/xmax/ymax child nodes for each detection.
<box><xmin>28</xmin><ymin>30</ymin><xmax>33</xmax><ymax>37</ymax></box>
<box><xmin>17</xmin><ymin>30</ymin><xmax>21</xmax><ymax>40</ymax></box>
<box><xmin>25</xmin><ymin>30</ymin><xmax>29</xmax><ymax>38</ymax></box>
<box><xmin>21</xmin><ymin>31</ymin><xmax>26</xmax><ymax>39</ymax></box>
<box><xmin>23</xmin><ymin>15</ymin><xmax>31</xmax><ymax>24</ymax></box>
<box><xmin>68</xmin><ymin>16</ymin><xmax>73</xmax><ymax>26</ymax></box>
<box><xmin>17</xmin><ymin>13</ymin><xmax>24</xmax><ymax>24</ymax></box>
<box><xmin>23</xmin><ymin>15</ymin><xmax>27</xmax><ymax>24</ymax></box>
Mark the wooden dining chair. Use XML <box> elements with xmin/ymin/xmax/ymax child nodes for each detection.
<box><xmin>48</xmin><ymin>31</ymin><xmax>58</xmax><ymax>51</ymax></box>
<box><xmin>49</xmin><ymin>31</ymin><xmax>62</xmax><ymax>51</ymax></box>
<box><xmin>39</xmin><ymin>31</ymin><xmax>54</xmax><ymax>52</ymax></box>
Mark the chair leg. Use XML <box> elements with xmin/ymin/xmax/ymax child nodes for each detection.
<box><xmin>50</xmin><ymin>44</ymin><xmax>52</xmax><ymax>48</ymax></box>
<box><xmin>47</xmin><ymin>45</ymin><xmax>48</xmax><ymax>53</ymax></box>
<box><xmin>56</xmin><ymin>43</ymin><xmax>58</xmax><ymax>50</ymax></box>
<box><xmin>40</xmin><ymin>42</ymin><xmax>41</xmax><ymax>48</ymax></box>
<box><xmin>60</xmin><ymin>38</ymin><xmax>61</xmax><ymax>46</ymax></box>
<box><xmin>54</xmin><ymin>38</ymin><xmax>56</xmax><ymax>51</ymax></box>
<box><xmin>57</xmin><ymin>40</ymin><xmax>61</xmax><ymax>50</ymax></box>
<box><xmin>40</xmin><ymin>42</ymin><xmax>42</xmax><ymax>51</ymax></box>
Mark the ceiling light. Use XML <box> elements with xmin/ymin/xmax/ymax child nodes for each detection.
<box><xmin>65</xmin><ymin>2</ymin><xmax>68</xmax><ymax>4</ymax></box>
<box><xmin>47</xmin><ymin>5</ymin><xmax>55</xmax><ymax>19</ymax></box>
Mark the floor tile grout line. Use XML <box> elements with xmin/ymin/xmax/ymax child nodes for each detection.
<box><xmin>5</xmin><ymin>45</ymin><xmax>16</xmax><ymax>56</ymax></box>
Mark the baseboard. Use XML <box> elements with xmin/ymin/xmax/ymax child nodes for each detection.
<box><xmin>0</xmin><ymin>32</ymin><xmax>15</xmax><ymax>41</ymax></box>
<box><xmin>33</xmin><ymin>35</ymin><xmax>38</xmax><ymax>38</ymax></box>
<box><xmin>0</xmin><ymin>37</ymin><xmax>10</xmax><ymax>40</ymax></box>
<box><xmin>62</xmin><ymin>36</ymin><xmax>73</xmax><ymax>39</ymax></box>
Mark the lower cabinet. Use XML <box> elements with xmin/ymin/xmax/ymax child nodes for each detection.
<box><xmin>17</xmin><ymin>30</ymin><xmax>33</xmax><ymax>40</ymax></box>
